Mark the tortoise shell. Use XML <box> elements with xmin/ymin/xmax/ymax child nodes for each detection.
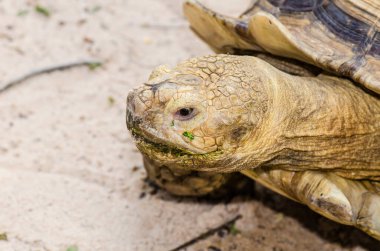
<box><xmin>184</xmin><ymin>0</ymin><xmax>380</xmax><ymax>94</ymax></box>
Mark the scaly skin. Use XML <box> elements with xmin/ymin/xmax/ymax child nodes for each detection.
<box><xmin>126</xmin><ymin>55</ymin><xmax>380</xmax><ymax>239</ymax></box>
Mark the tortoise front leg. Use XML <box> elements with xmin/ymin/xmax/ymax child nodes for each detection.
<box><xmin>241</xmin><ymin>168</ymin><xmax>380</xmax><ymax>240</ymax></box>
<box><xmin>143</xmin><ymin>156</ymin><xmax>232</xmax><ymax>196</ymax></box>
<box><xmin>289</xmin><ymin>171</ymin><xmax>380</xmax><ymax>240</ymax></box>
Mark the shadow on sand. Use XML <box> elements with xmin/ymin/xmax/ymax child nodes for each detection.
<box><xmin>144</xmin><ymin>175</ymin><xmax>380</xmax><ymax>251</ymax></box>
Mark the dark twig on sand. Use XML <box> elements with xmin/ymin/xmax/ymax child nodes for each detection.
<box><xmin>169</xmin><ymin>214</ymin><xmax>242</xmax><ymax>251</ymax></box>
<box><xmin>0</xmin><ymin>60</ymin><xmax>101</xmax><ymax>94</ymax></box>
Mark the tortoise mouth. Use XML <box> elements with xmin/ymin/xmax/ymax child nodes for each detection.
<box><xmin>129</xmin><ymin>127</ymin><xmax>224</xmax><ymax>165</ymax></box>
<box><xmin>130</xmin><ymin>127</ymin><xmax>197</xmax><ymax>158</ymax></box>
<box><xmin>127</xmin><ymin>104</ymin><xmax>197</xmax><ymax>158</ymax></box>
<box><xmin>127</xmin><ymin>106</ymin><xmax>224</xmax><ymax>165</ymax></box>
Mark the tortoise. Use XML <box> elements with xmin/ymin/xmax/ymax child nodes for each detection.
<box><xmin>126</xmin><ymin>0</ymin><xmax>380</xmax><ymax>239</ymax></box>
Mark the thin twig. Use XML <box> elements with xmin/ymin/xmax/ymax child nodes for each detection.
<box><xmin>0</xmin><ymin>60</ymin><xmax>101</xmax><ymax>94</ymax></box>
<box><xmin>169</xmin><ymin>214</ymin><xmax>242</xmax><ymax>251</ymax></box>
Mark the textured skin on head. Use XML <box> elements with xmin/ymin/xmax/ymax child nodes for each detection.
<box><xmin>175</xmin><ymin>55</ymin><xmax>270</xmax><ymax>143</ymax></box>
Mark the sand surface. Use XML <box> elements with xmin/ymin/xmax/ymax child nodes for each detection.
<box><xmin>0</xmin><ymin>0</ymin><xmax>379</xmax><ymax>250</ymax></box>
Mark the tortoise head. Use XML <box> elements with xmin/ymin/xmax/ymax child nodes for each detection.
<box><xmin>126</xmin><ymin>55</ymin><xmax>272</xmax><ymax>171</ymax></box>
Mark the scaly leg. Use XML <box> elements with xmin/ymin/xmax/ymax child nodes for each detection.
<box><xmin>241</xmin><ymin>168</ymin><xmax>380</xmax><ymax>240</ymax></box>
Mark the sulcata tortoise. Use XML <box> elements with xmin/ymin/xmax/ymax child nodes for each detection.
<box><xmin>126</xmin><ymin>0</ymin><xmax>380</xmax><ymax>239</ymax></box>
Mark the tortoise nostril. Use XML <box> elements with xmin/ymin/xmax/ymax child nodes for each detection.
<box><xmin>151</xmin><ymin>84</ymin><xmax>159</xmax><ymax>93</ymax></box>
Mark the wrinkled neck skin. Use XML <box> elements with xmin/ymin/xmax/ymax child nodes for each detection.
<box><xmin>241</xmin><ymin>70</ymin><xmax>380</xmax><ymax>175</ymax></box>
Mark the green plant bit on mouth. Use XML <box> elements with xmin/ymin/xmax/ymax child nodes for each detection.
<box><xmin>183</xmin><ymin>131</ymin><xmax>194</xmax><ymax>141</ymax></box>
<box><xmin>0</xmin><ymin>233</ymin><xmax>7</xmax><ymax>241</ymax></box>
<box><xmin>35</xmin><ymin>5</ymin><xmax>50</xmax><ymax>17</ymax></box>
<box><xmin>171</xmin><ymin>120</ymin><xmax>174</xmax><ymax>127</ymax></box>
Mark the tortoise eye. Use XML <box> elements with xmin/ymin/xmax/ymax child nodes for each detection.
<box><xmin>174</xmin><ymin>107</ymin><xmax>196</xmax><ymax>121</ymax></box>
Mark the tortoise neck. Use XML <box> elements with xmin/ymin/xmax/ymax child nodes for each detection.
<box><xmin>265</xmin><ymin>73</ymin><xmax>380</xmax><ymax>172</ymax></box>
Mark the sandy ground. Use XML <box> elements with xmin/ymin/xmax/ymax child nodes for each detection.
<box><xmin>0</xmin><ymin>0</ymin><xmax>379</xmax><ymax>251</ymax></box>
